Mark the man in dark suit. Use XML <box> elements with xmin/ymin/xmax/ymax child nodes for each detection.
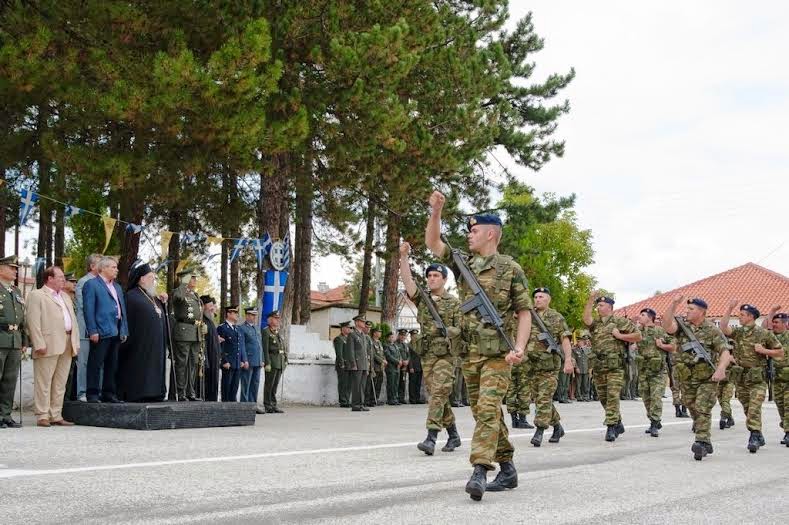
<box><xmin>238</xmin><ymin>306</ymin><xmax>263</xmax><ymax>410</ymax></box>
<box><xmin>82</xmin><ymin>256</ymin><xmax>128</xmax><ymax>403</ymax></box>
<box><xmin>347</xmin><ymin>314</ymin><xmax>371</xmax><ymax>412</ymax></box>
<box><xmin>217</xmin><ymin>305</ymin><xmax>247</xmax><ymax>402</ymax></box>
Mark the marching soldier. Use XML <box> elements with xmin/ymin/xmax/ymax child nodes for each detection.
<box><xmin>383</xmin><ymin>331</ymin><xmax>401</xmax><ymax>405</ymax></box>
<box><xmin>634</xmin><ymin>308</ymin><xmax>676</xmax><ymax>437</ymax></box>
<box><xmin>0</xmin><ymin>256</ymin><xmax>25</xmax><ymax>429</ymax></box>
<box><xmin>721</xmin><ymin>301</ymin><xmax>783</xmax><ymax>453</ymax></box>
<box><xmin>762</xmin><ymin>307</ymin><xmax>789</xmax><ymax>446</ymax></box>
<box><xmin>663</xmin><ymin>296</ymin><xmax>731</xmax><ymax>461</ymax></box>
<box><xmin>346</xmin><ymin>314</ymin><xmax>370</xmax><ymax>412</ymax></box>
<box><xmin>170</xmin><ymin>267</ymin><xmax>204</xmax><ymax>401</ymax></box>
<box><xmin>399</xmin><ymin>242</ymin><xmax>462</xmax><ymax>456</ymax></box>
<box><xmin>524</xmin><ymin>288</ymin><xmax>575</xmax><ymax>447</ymax></box>
<box><xmin>334</xmin><ymin>321</ymin><xmax>352</xmax><ymax>407</ymax></box>
<box><xmin>366</xmin><ymin>326</ymin><xmax>386</xmax><ymax>406</ymax></box>
<box><xmin>262</xmin><ymin>311</ymin><xmax>287</xmax><ymax>413</ymax></box>
<box><xmin>583</xmin><ymin>292</ymin><xmax>641</xmax><ymax>442</ymax></box>
<box><xmin>426</xmin><ymin>191</ymin><xmax>533</xmax><ymax>501</ymax></box>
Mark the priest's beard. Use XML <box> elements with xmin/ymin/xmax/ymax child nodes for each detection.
<box><xmin>142</xmin><ymin>284</ymin><xmax>157</xmax><ymax>298</ymax></box>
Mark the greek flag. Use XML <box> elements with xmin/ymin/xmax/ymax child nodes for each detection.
<box><xmin>252</xmin><ymin>233</ymin><xmax>273</xmax><ymax>270</ymax></box>
<box><xmin>18</xmin><ymin>187</ymin><xmax>38</xmax><ymax>226</ymax></box>
<box><xmin>229</xmin><ymin>238</ymin><xmax>248</xmax><ymax>263</ymax></box>
<box><xmin>262</xmin><ymin>269</ymin><xmax>288</xmax><ymax>318</ymax></box>
<box><xmin>126</xmin><ymin>223</ymin><xmax>143</xmax><ymax>234</ymax></box>
<box><xmin>64</xmin><ymin>205</ymin><xmax>81</xmax><ymax>219</ymax></box>
<box><xmin>281</xmin><ymin>232</ymin><xmax>291</xmax><ymax>271</ymax></box>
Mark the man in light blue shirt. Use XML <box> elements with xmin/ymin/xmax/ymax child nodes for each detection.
<box><xmin>75</xmin><ymin>254</ymin><xmax>101</xmax><ymax>402</ymax></box>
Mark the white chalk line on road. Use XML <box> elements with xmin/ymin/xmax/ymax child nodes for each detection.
<box><xmin>0</xmin><ymin>420</ymin><xmax>691</xmax><ymax>480</ymax></box>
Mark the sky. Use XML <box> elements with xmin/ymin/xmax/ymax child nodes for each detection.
<box><xmin>8</xmin><ymin>2</ymin><xmax>789</xmax><ymax>307</ymax></box>
<box><xmin>316</xmin><ymin>1</ymin><xmax>789</xmax><ymax>306</ymax></box>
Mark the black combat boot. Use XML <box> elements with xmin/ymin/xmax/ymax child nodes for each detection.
<box><xmin>692</xmin><ymin>441</ymin><xmax>708</xmax><ymax>461</ymax></box>
<box><xmin>486</xmin><ymin>461</ymin><xmax>518</xmax><ymax>492</ymax></box>
<box><xmin>442</xmin><ymin>424</ymin><xmax>461</xmax><ymax>452</ymax></box>
<box><xmin>675</xmin><ymin>405</ymin><xmax>683</xmax><ymax>418</ymax></box>
<box><xmin>548</xmin><ymin>423</ymin><xmax>565</xmax><ymax>443</ymax></box>
<box><xmin>747</xmin><ymin>431</ymin><xmax>760</xmax><ymax>453</ymax></box>
<box><xmin>417</xmin><ymin>429</ymin><xmax>439</xmax><ymax>456</ymax></box>
<box><xmin>510</xmin><ymin>412</ymin><xmax>520</xmax><ymax>429</ymax></box>
<box><xmin>605</xmin><ymin>425</ymin><xmax>617</xmax><ymax>442</ymax></box>
<box><xmin>756</xmin><ymin>431</ymin><xmax>765</xmax><ymax>447</ymax></box>
<box><xmin>465</xmin><ymin>465</ymin><xmax>488</xmax><ymax>501</ymax></box>
<box><xmin>781</xmin><ymin>432</ymin><xmax>789</xmax><ymax>445</ymax></box>
<box><xmin>614</xmin><ymin>421</ymin><xmax>625</xmax><ymax>436</ymax></box>
<box><xmin>704</xmin><ymin>442</ymin><xmax>714</xmax><ymax>455</ymax></box>
<box><xmin>719</xmin><ymin>416</ymin><xmax>727</xmax><ymax>430</ymax></box>
<box><xmin>649</xmin><ymin>420</ymin><xmax>659</xmax><ymax>438</ymax></box>
<box><xmin>531</xmin><ymin>427</ymin><xmax>545</xmax><ymax>447</ymax></box>
<box><xmin>519</xmin><ymin>414</ymin><xmax>534</xmax><ymax>429</ymax></box>
<box><xmin>680</xmin><ymin>405</ymin><xmax>689</xmax><ymax>418</ymax></box>
<box><xmin>726</xmin><ymin>415</ymin><xmax>734</xmax><ymax>428</ymax></box>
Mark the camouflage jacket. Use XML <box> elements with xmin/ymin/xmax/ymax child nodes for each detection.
<box><xmin>525</xmin><ymin>307</ymin><xmax>570</xmax><ymax>372</ymax></box>
<box><xmin>440</xmin><ymin>247</ymin><xmax>532</xmax><ymax>357</ymax></box>
<box><xmin>674</xmin><ymin>319</ymin><xmax>729</xmax><ymax>368</ymax></box>
<box><xmin>730</xmin><ymin>324</ymin><xmax>781</xmax><ymax>368</ymax></box>
<box><xmin>636</xmin><ymin>325</ymin><xmax>673</xmax><ymax>374</ymax></box>
<box><xmin>774</xmin><ymin>331</ymin><xmax>789</xmax><ymax>369</ymax></box>
<box><xmin>410</xmin><ymin>290</ymin><xmax>460</xmax><ymax>358</ymax></box>
<box><xmin>588</xmin><ymin>315</ymin><xmax>636</xmax><ymax>356</ymax></box>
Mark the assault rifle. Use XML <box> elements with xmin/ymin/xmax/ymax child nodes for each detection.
<box><xmin>674</xmin><ymin>316</ymin><xmax>715</xmax><ymax>367</ymax></box>
<box><xmin>414</xmin><ymin>279</ymin><xmax>447</xmax><ymax>338</ymax></box>
<box><xmin>441</xmin><ymin>235</ymin><xmax>516</xmax><ymax>353</ymax></box>
<box><xmin>530</xmin><ymin>308</ymin><xmax>561</xmax><ymax>354</ymax></box>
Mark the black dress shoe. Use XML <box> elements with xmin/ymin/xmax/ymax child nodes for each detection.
<box><xmin>101</xmin><ymin>396</ymin><xmax>124</xmax><ymax>404</ymax></box>
<box><xmin>2</xmin><ymin>418</ymin><xmax>21</xmax><ymax>428</ymax></box>
<box><xmin>255</xmin><ymin>408</ymin><xmax>266</xmax><ymax>414</ymax></box>
<box><xmin>0</xmin><ymin>421</ymin><xmax>7</xmax><ymax>429</ymax></box>
<box><xmin>273</xmin><ymin>407</ymin><xmax>284</xmax><ymax>413</ymax></box>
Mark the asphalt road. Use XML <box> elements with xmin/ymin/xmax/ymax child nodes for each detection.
<box><xmin>1</xmin><ymin>397</ymin><xmax>786</xmax><ymax>524</ymax></box>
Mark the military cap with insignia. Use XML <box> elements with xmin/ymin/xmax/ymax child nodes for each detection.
<box><xmin>371</xmin><ymin>326</ymin><xmax>382</xmax><ymax>334</ymax></box>
<box><xmin>640</xmin><ymin>307</ymin><xmax>657</xmax><ymax>318</ymax></box>
<box><xmin>533</xmin><ymin>287</ymin><xmax>551</xmax><ymax>296</ymax></box>
<box><xmin>176</xmin><ymin>267</ymin><xmax>197</xmax><ymax>279</ymax></box>
<box><xmin>365</xmin><ymin>320</ymin><xmax>374</xmax><ymax>327</ymax></box>
<box><xmin>224</xmin><ymin>305</ymin><xmax>239</xmax><ymax>314</ymax></box>
<box><xmin>244</xmin><ymin>306</ymin><xmax>258</xmax><ymax>315</ymax></box>
<box><xmin>338</xmin><ymin>321</ymin><xmax>351</xmax><ymax>328</ymax></box>
<box><xmin>267</xmin><ymin>310</ymin><xmax>281</xmax><ymax>319</ymax></box>
<box><xmin>740</xmin><ymin>304</ymin><xmax>760</xmax><ymax>318</ymax></box>
<box><xmin>64</xmin><ymin>272</ymin><xmax>78</xmax><ymax>283</ymax></box>
<box><xmin>773</xmin><ymin>312</ymin><xmax>789</xmax><ymax>320</ymax></box>
<box><xmin>0</xmin><ymin>255</ymin><xmax>20</xmax><ymax>268</ymax></box>
<box><xmin>409</xmin><ymin>329</ymin><xmax>419</xmax><ymax>335</ymax></box>
<box><xmin>687</xmin><ymin>298</ymin><xmax>708</xmax><ymax>309</ymax></box>
<box><xmin>595</xmin><ymin>296</ymin><xmax>615</xmax><ymax>305</ymax></box>
<box><xmin>352</xmin><ymin>313</ymin><xmax>366</xmax><ymax>322</ymax></box>
<box><xmin>467</xmin><ymin>213</ymin><xmax>503</xmax><ymax>230</ymax></box>
<box><xmin>425</xmin><ymin>263</ymin><xmax>448</xmax><ymax>278</ymax></box>
<box><xmin>397</xmin><ymin>328</ymin><xmax>408</xmax><ymax>335</ymax></box>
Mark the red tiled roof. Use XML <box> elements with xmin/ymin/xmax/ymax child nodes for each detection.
<box><xmin>310</xmin><ymin>284</ymin><xmax>351</xmax><ymax>306</ymax></box>
<box><xmin>614</xmin><ymin>263</ymin><xmax>789</xmax><ymax>319</ymax></box>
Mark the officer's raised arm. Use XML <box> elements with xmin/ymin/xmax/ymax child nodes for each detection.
<box><xmin>425</xmin><ymin>191</ymin><xmax>447</xmax><ymax>257</ymax></box>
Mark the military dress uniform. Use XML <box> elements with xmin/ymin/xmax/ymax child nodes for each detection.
<box><xmin>438</xmin><ymin>233</ymin><xmax>533</xmax><ymax>473</ymax></box>
<box><xmin>262</xmin><ymin>316</ymin><xmax>287</xmax><ymax>413</ymax></box>
<box><xmin>217</xmin><ymin>312</ymin><xmax>247</xmax><ymax>402</ymax></box>
<box><xmin>586</xmin><ymin>299</ymin><xmax>637</xmax><ymax>439</ymax></box>
<box><xmin>170</xmin><ymin>273</ymin><xmax>204</xmax><ymax>400</ymax></box>
<box><xmin>334</xmin><ymin>323</ymin><xmax>351</xmax><ymax>407</ymax></box>
<box><xmin>395</xmin><ymin>335</ymin><xmax>409</xmax><ymax>403</ymax></box>
<box><xmin>346</xmin><ymin>318</ymin><xmax>370</xmax><ymax>411</ymax></box>
<box><xmin>383</xmin><ymin>338</ymin><xmax>401</xmax><ymax>404</ymax></box>
<box><xmin>772</xmin><ymin>325</ymin><xmax>789</xmax><ymax>445</ymax></box>
<box><xmin>0</xmin><ymin>256</ymin><xmax>25</xmax><ymax>428</ymax></box>
<box><xmin>524</xmin><ymin>304</ymin><xmax>572</xmax><ymax>446</ymax></box>
<box><xmin>411</xmin><ymin>285</ymin><xmax>462</xmax><ymax>455</ymax></box>
<box><xmin>671</xmin><ymin>307</ymin><xmax>729</xmax><ymax>458</ymax></box>
<box><xmin>366</xmin><ymin>334</ymin><xmax>386</xmax><ymax>406</ymax></box>
<box><xmin>407</xmin><ymin>331</ymin><xmax>424</xmax><ymax>404</ymax></box>
<box><xmin>636</xmin><ymin>322</ymin><xmax>673</xmax><ymax>435</ymax></box>
<box><xmin>728</xmin><ymin>310</ymin><xmax>782</xmax><ymax>451</ymax></box>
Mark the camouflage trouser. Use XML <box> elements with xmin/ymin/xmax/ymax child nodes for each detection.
<box><xmin>422</xmin><ymin>355</ymin><xmax>455</xmax><ymax>430</ymax></box>
<box><xmin>735</xmin><ymin>376</ymin><xmax>767</xmax><ymax>432</ymax></box>
<box><xmin>670</xmin><ymin>372</ymin><xmax>682</xmax><ymax>406</ymax></box>
<box><xmin>505</xmin><ymin>361</ymin><xmax>530</xmax><ymax>415</ymax></box>
<box><xmin>717</xmin><ymin>380</ymin><xmax>734</xmax><ymax>418</ymax></box>
<box><xmin>638</xmin><ymin>370</ymin><xmax>666</xmax><ymax>422</ymax></box>
<box><xmin>592</xmin><ymin>368</ymin><xmax>624</xmax><ymax>426</ymax></box>
<box><xmin>774</xmin><ymin>378</ymin><xmax>788</xmax><ymax>429</ymax></box>
<box><xmin>528</xmin><ymin>369</ymin><xmax>560</xmax><ymax>428</ymax></box>
<box><xmin>463</xmin><ymin>354</ymin><xmax>513</xmax><ymax>469</ymax></box>
<box><xmin>682</xmin><ymin>379</ymin><xmax>717</xmax><ymax>443</ymax></box>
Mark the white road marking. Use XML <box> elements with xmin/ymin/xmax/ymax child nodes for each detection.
<box><xmin>0</xmin><ymin>420</ymin><xmax>691</xmax><ymax>480</ymax></box>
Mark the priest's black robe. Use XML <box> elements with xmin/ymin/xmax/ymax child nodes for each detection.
<box><xmin>202</xmin><ymin>313</ymin><xmax>221</xmax><ymax>402</ymax></box>
<box><xmin>117</xmin><ymin>287</ymin><xmax>167</xmax><ymax>402</ymax></box>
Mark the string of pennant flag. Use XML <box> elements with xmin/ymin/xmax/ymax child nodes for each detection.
<box><xmin>14</xmin><ymin>184</ymin><xmax>291</xmax><ymax>271</ymax></box>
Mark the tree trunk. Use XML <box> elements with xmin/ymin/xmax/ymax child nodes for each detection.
<box><xmin>292</xmin><ymin>154</ymin><xmax>313</xmax><ymax>325</ymax></box>
<box><xmin>380</xmin><ymin>210</ymin><xmax>401</xmax><ymax>325</ymax></box>
<box><xmin>220</xmin><ymin>240</ymin><xmax>228</xmax><ymax>312</ymax></box>
<box><xmin>118</xmin><ymin>192</ymin><xmax>144</xmax><ymax>288</ymax></box>
<box><xmin>166</xmin><ymin>211</ymin><xmax>181</xmax><ymax>292</ymax></box>
<box><xmin>358</xmin><ymin>198</ymin><xmax>376</xmax><ymax>315</ymax></box>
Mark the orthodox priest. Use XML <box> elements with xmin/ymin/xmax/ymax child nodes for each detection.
<box><xmin>117</xmin><ymin>261</ymin><xmax>168</xmax><ymax>402</ymax></box>
<box><xmin>200</xmin><ymin>295</ymin><xmax>221</xmax><ymax>402</ymax></box>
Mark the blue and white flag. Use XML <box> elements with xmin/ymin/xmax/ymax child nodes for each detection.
<box><xmin>252</xmin><ymin>233</ymin><xmax>273</xmax><ymax>270</ymax></box>
<box><xmin>126</xmin><ymin>223</ymin><xmax>143</xmax><ymax>234</ymax></box>
<box><xmin>33</xmin><ymin>256</ymin><xmax>46</xmax><ymax>275</ymax></box>
<box><xmin>262</xmin><ymin>269</ymin><xmax>288</xmax><ymax>318</ymax></box>
<box><xmin>64</xmin><ymin>204</ymin><xmax>81</xmax><ymax>219</ymax></box>
<box><xmin>281</xmin><ymin>233</ymin><xmax>291</xmax><ymax>271</ymax></box>
<box><xmin>18</xmin><ymin>187</ymin><xmax>39</xmax><ymax>226</ymax></box>
<box><xmin>229</xmin><ymin>238</ymin><xmax>248</xmax><ymax>263</ymax></box>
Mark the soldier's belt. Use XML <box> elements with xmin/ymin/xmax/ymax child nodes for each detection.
<box><xmin>0</xmin><ymin>323</ymin><xmax>18</xmax><ymax>332</ymax></box>
<box><xmin>177</xmin><ymin>319</ymin><xmax>198</xmax><ymax>325</ymax></box>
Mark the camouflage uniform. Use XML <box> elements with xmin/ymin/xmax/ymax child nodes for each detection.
<box><xmin>588</xmin><ymin>315</ymin><xmax>636</xmax><ymax>426</ymax></box>
<box><xmin>411</xmin><ymin>290</ymin><xmax>461</xmax><ymax>431</ymax></box>
<box><xmin>729</xmin><ymin>324</ymin><xmax>782</xmax><ymax>432</ymax></box>
<box><xmin>525</xmin><ymin>308</ymin><xmax>572</xmax><ymax>429</ymax></box>
<box><xmin>673</xmin><ymin>320</ymin><xmax>729</xmax><ymax>444</ymax></box>
<box><xmin>717</xmin><ymin>378</ymin><xmax>735</xmax><ymax>420</ymax></box>
<box><xmin>505</xmin><ymin>362</ymin><xmax>531</xmax><ymax>418</ymax></box>
<box><xmin>440</xmin><ymin>248</ymin><xmax>532</xmax><ymax>470</ymax></box>
<box><xmin>636</xmin><ymin>326</ymin><xmax>672</xmax><ymax>423</ymax></box>
<box><xmin>669</xmin><ymin>351</ymin><xmax>683</xmax><ymax>408</ymax></box>
<box><xmin>773</xmin><ymin>331</ymin><xmax>789</xmax><ymax>434</ymax></box>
